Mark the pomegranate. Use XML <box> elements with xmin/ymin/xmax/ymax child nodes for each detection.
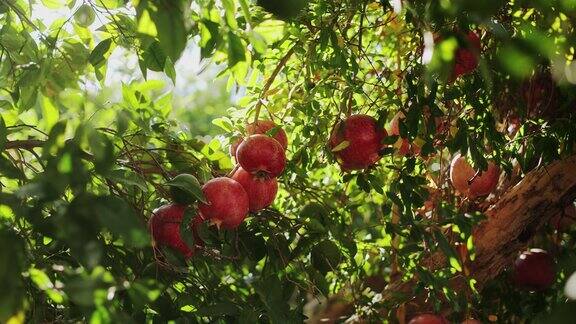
<box><xmin>236</xmin><ymin>135</ymin><xmax>286</xmax><ymax>177</ymax></box>
<box><xmin>451</xmin><ymin>31</ymin><xmax>481</xmax><ymax>81</ymax></box>
<box><xmin>246</xmin><ymin>120</ymin><xmax>288</xmax><ymax>150</ymax></box>
<box><xmin>450</xmin><ymin>154</ymin><xmax>500</xmax><ymax>198</ymax></box>
<box><xmin>329</xmin><ymin>114</ymin><xmax>387</xmax><ymax>171</ymax></box>
<box><xmin>511</xmin><ymin>248</ymin><xmax>555</xmax><ymax>291</ymax></box>
<box><xmin>230</xmin><ymin>120</ymin><xmax>288</xmax><ymax>159</ymax></box>
<box><xmin>232</xmin><ymin>167</ymin><xmax>278</xmax><ymax>212</ymax></box>
<box><xmin>149</xmin><ymin>204</ymin><xmax>204</xmax><ymax>258</ymax></box>
<box><xmin>229</xmin><ymin>138</ymin><xmax>242</xmax><ymax>161</ymax></box>
<box><xmin>408</xmin><ymin>314</ymin><xmax>448</xmax><ymax>324</ymax></box>
<box><xmin>198</xmin><ymin>177</ymin><xmax>250</xmax><ymax>229</ymax></box>
<box><xmin>389</xmin><ymin>112</ymin><xmax>420</xmax><ymax>156</ymax></box>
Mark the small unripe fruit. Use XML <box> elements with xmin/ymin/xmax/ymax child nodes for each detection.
<box><xmin>149</xmin><ymin>204</ymin><xmax>203</xmax><ymax>258</ymax></box>
<box><xmin>408</xmin><ymin>314</ymin><xmax>448</xmax><ymax>324</ymax></box>
<box><xmin>450</xmin><ymin>154</ymin><xmax>500</xmax><ymax>198</ymax></box>
<box><xmin>237</xmin><ymin>135</ymin><xmax>286</xmax><ymax>177</ymax></box>
<box><xmin>198</xmin><ymin>177</ymin><xmax>250</xmax><ymax>229</ymax></box>
<box><xmin>232</xmin><ymin>167</ymin><xmax>278</xmax><ymax>212</ymax></box>
<box><xmin>329</xmin><ymin>114</ymin><xmax>387</xmax><ymax>171</ymax></box>
<box><xmin>511</xmin><ymin>248</ymin><xmax>555</xmax><ymax>291</ymax></box>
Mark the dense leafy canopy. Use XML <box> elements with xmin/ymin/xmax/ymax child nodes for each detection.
<box><xmin>1</xmin><ymin>0</ymin><xmax>576</xmax><ymax>323</ymax></box>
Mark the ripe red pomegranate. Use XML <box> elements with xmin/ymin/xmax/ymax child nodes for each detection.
<box><xmin>450</xmin><ymin>154</ymin><xmax>500</xmax><ymax>198</ymax></box>
<box><xmin>149</xmin><ymin>204</ymin><xmax>204</xmax><ymax>258</ymax></box>
<box><xmin>236</xmin><ymin>135</ymin><xmax>286</xmax><ymax>177</ymax></box>
<box><xmin>408</xmin><ymin>314</ymin><xmax>448</xmax><ymax>324</ymax></box>
<box><xmin>198</xmin><ymin>177</ymin><xmax>250</xmax><ymax>229</ymax></box>
<box><xmin>451</xmin><ymin>31</ymin><xmax>481</xmax><ymax>80</ymax></box>
<box><xmin>230</xmin><ymin>120</ymin><xmax>288</xmax><ymax>159</ymax></box>
<box><xmin>511</xmin><ymin>248</ymin><xmax>555</xmax><ymax>291</ymax></box>
<box><xmin>389</xmin><ymin>112</ymin><xmax>420</xmax><ymax>156</ymax></box>
<box><xmin>246</xmin><ymin>120</ymin><xmax>288</xmax><ymax>149</ymax></box>
<box><xmin>232</xmin><ymin>167</ymin><xmax>278</xmax><ymax>212</ymax></box>
<box><xmin>229</xmin><ymin>138</ymin><xmax>242</xmax><ymax>161</ymax></box>
<box><xmin>329</xmin><ymin>114</ymin><xmax>387</xmax><ymax>171</ymax></box>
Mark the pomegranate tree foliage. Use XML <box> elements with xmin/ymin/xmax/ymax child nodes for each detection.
<box><xmin>1</xmin><ymin>0</ymin><xmax>576</xmax><ymax>322</ymax></box>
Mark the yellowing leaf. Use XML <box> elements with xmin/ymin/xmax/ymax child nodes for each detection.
<box><xmin>331</xmin><ymin>141</ymin><xmax>350</xmax><ymax>152</ymax></box>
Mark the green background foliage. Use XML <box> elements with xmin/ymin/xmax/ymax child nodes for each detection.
<box><xmin>0</xmin><ymin>0</ymin><xmax>575</xmax><ymax>322</ymax></box>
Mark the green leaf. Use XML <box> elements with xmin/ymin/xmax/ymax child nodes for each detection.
<box><xmin>331</xmin><ymin>140</ymin><xmax>350</xmax><ymax>152</ymax></box>
<box><xmin>238</xmin><ymin>229</ymin><xmax>267</xmax><ymax>262</ymax></box>
<box><xmin>195</xmin><ymin>302</ymin><xmax>239</xmax><ymax>317</ymax></box>
<box><xmin>0</xmin><ymin>228</ymin><xmax>25</xmax><ymax>322</ymax></box>
<box><xmin>95</xmin><ymin>0</ymin><xmax>123</xmax><ymax>9</ymax></box>
<box><xmin>166</xmin><ymin>173</ymin><xmax>205</xmax><ymax>204</ymax></box>
<box><xmin>140</xmin><ymin>41</ymin><xmax>166</xmax><ymax>72</ymax></box>
<box><xmin>311</xmin><ymin>240</ymin><xmax>343</xmax><ymax>274</ymax></box>
<box><xmin>89</xmin><ymin>38</ymin><xmax>113</xmax><ymax>68</ymax></box>
<box><xmin>147</xmin><ymin>0</ymin><xmax>187</xmax><ymax>61</ymax></box>
<box><xmin>106</xmin><ymin>169</ymin><xmax>148</xmax><ymax>191</ymax></box>
<box><xmin>164</xmin><ymin>56</ymin><xmax>176</xmax><ymax>85</ymax></box>
<box><xmin>227</xmin><ymin>31</ymin><xmax>246</xmax><ymax>67</ymax></box>
<box><xmin>94</xmin><ymin>196</ymin><xmax>150</xmax><ymax>248</ymax></box>
<box><xmin>0</xmin><ymin>155</ymin><xmax>26</xmax><ymax>179</ymax></box>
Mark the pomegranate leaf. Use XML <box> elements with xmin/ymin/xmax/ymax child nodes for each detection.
<box><xmin>331</xmin><ymin>140</ymin><xmax>350</xmax><ymax>152</ymax></box>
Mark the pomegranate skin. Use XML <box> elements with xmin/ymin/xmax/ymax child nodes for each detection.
<box><xmin>389</xmin><ymin>112</ymin><xmax>420</xmax><ymax>156</ymax></box>
<box><xmin>329</xmin><ymin>114</ymin><xmax>387</xmax><ymax>171</ymax></box>
<box><xmin>451</xmin><ymin>31</ymin><xmax>481</xmax><ymax>80</ymax></box>
<box><xmin>230</xmin><ymin>121</ymin><xmax>288</xmax><ymax>160</ymax></box>
<box><xmin>450</xmin><ymin>154</ymin><xmax>500</xmax><ymax>198</ymax></box>
<box><xmin>237</xmin><ymin>135</ymin><xmax>286</xmax><ymax>177</ymax></box>
<box><xmin>229</xmin><ymin>138</ymin><xmax>242</xmax><ymax>161</ymax></box>
<box><xmin>246</xmin><ymin>120</ymin><xmax>288</xmax><ymax>150</ymax></box>
<box><xmin>408</xmin><ymin>314</ymin><xmax>448</xmax><ymax>324</ymax></box>
<box><xmin>232</xmin><ymin>167</ymin><xmax>278</xmax><ymax>212</ymax></box>
<box><xmin>149</xmin><ymin>204</ymin><xmax>204</xmax><ymax>258</ymax></box>
<box><xmin>198</xmin><ymin>177</ymin><xmax>250</xmax><ymax>229</ymax></box>
<box><xmin>511</xmin><ymin>248</ymin><xmax>555</xmax><ymax>291</ymax></box>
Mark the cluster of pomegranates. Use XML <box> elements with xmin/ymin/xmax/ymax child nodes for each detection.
<box><xmin>149</xmin><ymin>120</ymin><xmax>288</xmax><ymax>258</ymax></box>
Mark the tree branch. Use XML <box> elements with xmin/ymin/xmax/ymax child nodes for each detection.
<box><xmin>5</xmin><ymin>139</ymin><xmax>45</xmax><ymax>150</ymax></box>
<box><xmin>253</xmin><ymin>45</ymin><xmax>296</xmax><ymax>123</ymax></box>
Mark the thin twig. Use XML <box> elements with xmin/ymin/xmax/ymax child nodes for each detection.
<box><xmin>253</xmin><ymin>45</ymin><xmax>296</xmax><ymax>123</ymax></box>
